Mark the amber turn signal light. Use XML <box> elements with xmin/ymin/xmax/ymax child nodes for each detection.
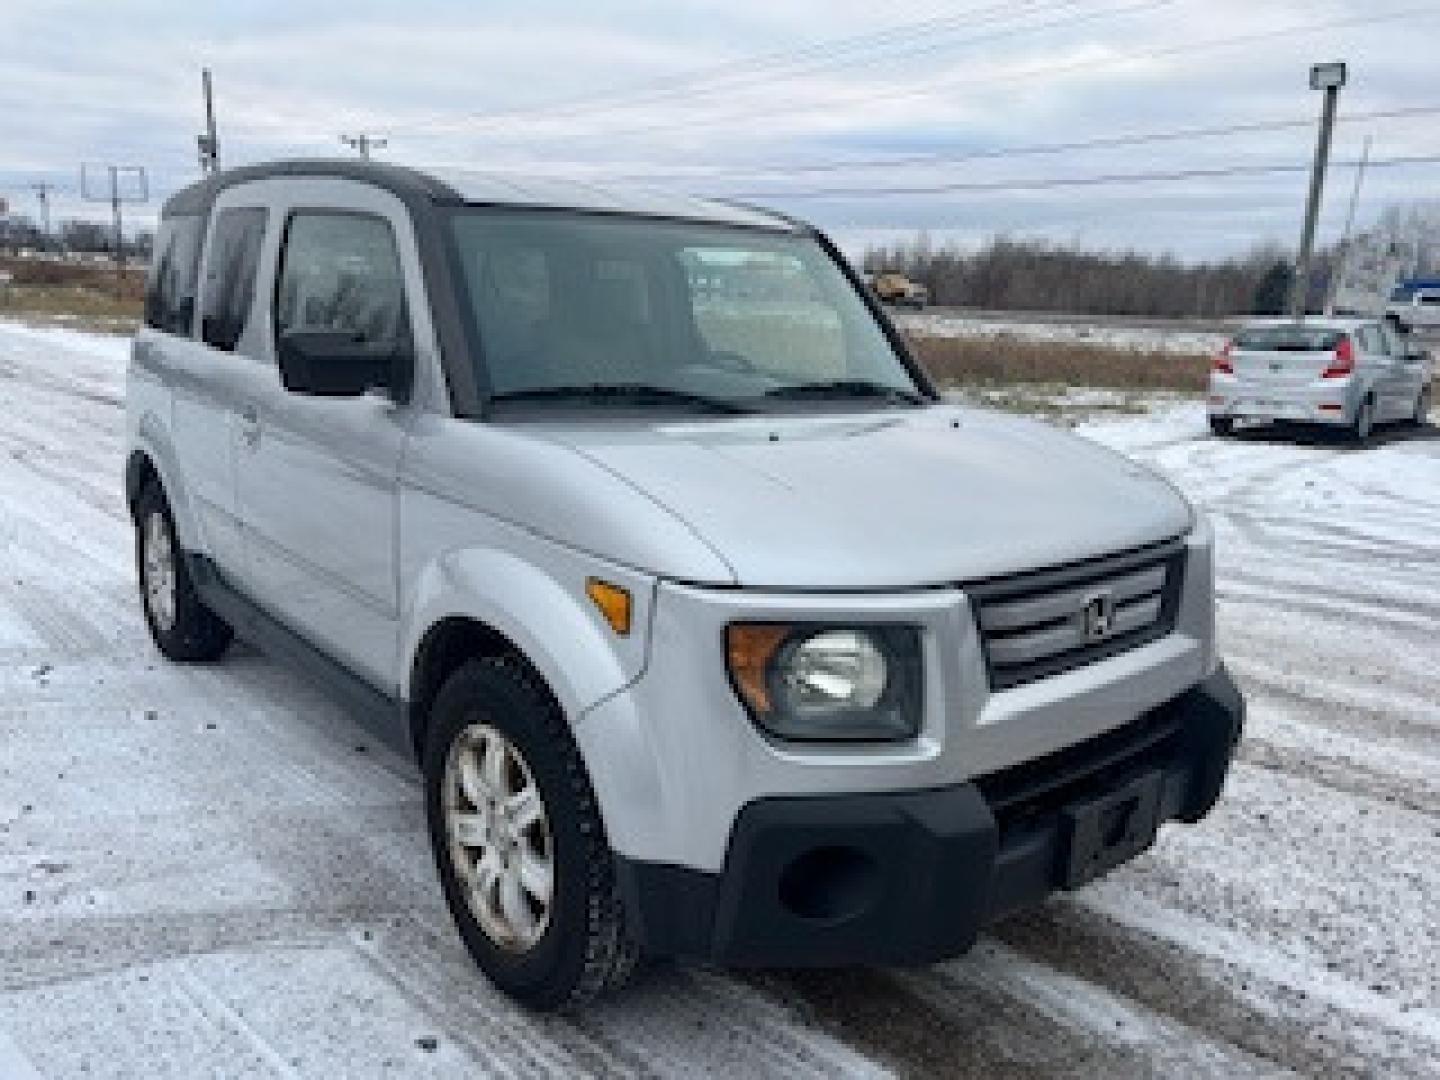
<box><xmin>586</xmin><ymin>579</ymin><xmax>632</xmax><ymax>636</ymax></box>
<box><xmin>724</xmin><ymin>623</ymin><xmax>793</xmax><ymax>714</ymax></box>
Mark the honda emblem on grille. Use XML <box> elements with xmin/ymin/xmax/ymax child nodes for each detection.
<box><xmin>1081</xmin><ymin>590</ymin><xmax>1118</xmax><ymax>643</ymax></box>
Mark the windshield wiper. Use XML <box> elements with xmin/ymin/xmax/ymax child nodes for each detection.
<box><xmin>761</xmin><ymin>379</ymin><xmax>928</xmax><ymax>407</ymax></box>
<box><xmin>489</xmin><ymin>384</ymin><xmax>753</xmax><ymax>415</ymax></box>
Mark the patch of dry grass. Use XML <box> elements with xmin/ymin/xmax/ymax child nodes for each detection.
<box><xmin>0</xmin><ymin>284</ymin><xmax>140</xmax><ymax>333</ymax></box>
<box><xmin>905</xmin><ymin>332</ymin><xmax>1210</xmax><ymax>393</ymax></box>
<box><xmin>0</xmin><ymin>256</ymin><xmax>143</xmax><ymax>333</ymax></box>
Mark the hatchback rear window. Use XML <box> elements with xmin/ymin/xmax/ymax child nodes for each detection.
<box><xmin>1234</xmin><ymin>328</ymin><xmax>1343</xmax><ymax>352</ymax></box>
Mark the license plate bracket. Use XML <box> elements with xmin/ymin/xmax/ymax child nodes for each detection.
<box><xmin>1061</xmin><ymin>771</ymin><xmax>1163</xmax><ymax>889</ymax></box>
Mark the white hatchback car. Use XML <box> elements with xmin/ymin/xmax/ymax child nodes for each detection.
<box><xmin>1208</xmin><ymin>317</ymin><xmax>1433</xmax><ymax>441</ymax></box>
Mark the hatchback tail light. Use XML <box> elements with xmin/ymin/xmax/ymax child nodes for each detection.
<box><xmin>1321</xmin><ymin>335</ymin><xmax>1355</xmax><ymax>379</ymax></box>
<box><xmin>1212</xmin><ymin>341</ymin><xmax>1235</xmax><ymax>375</ymax></box>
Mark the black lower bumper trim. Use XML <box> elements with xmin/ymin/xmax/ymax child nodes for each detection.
<box><xmin>615</xmin><ymin>664</ymin><xmax>1244</xmax><ymax>966</ymax></box>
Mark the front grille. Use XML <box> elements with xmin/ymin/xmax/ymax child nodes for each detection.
<box><xmin>967</xmin><ymin>538</ymin><xmax>1187</xmax><ymax>691</ymax></box>
<box><xmin>974</xmin><ymin>708</ymin><xmax>1183</xmax><ymax>839</ymax></box>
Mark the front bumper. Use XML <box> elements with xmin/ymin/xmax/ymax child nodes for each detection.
<box><xmin>615</xmin><ymin>664</ymin><xmax>1243</xmax><ymax>967</ymax></box>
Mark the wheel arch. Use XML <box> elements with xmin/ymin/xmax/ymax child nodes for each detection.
<box><xmin>125</xmin><ymin>448</ymin><xmax>160</xmax><ymax>519</ymax></box>
<box><xmin>125</xmin><ymin>418</ymin><xmax>206</xmax><ymax>553</ymax></box>
<box><xmin>406</xmin><ymin>616</ymin><xmax>547</xmax><ymax>758</ymax></box>
<box><xmin>400</xmin><ymin>547</ymin><xmax>654</xmax><ymax>761</ymax></box>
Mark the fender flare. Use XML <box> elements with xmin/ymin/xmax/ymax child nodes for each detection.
<box><xmin>400</xmin><ymin>547</ymin><xmax>651</xmax><ymax>731</ymax></box>
<box><xmin>126</xmin><ymin>415</ymin><xmax>206</xmax><ymax>554</ymax></box>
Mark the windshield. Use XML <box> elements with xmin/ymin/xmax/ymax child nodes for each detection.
<box><xmin>448</xmin><ymin>209</ymin><xmax>925</xmax><ymax>413</ymax></box>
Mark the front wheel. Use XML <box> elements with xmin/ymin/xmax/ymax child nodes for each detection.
<box><xmin>423</xmin><ymin>657</ymin><xmax>637</xmax><ymax>1009</ymax></box>
<box><xmin>134</xmin><ymin>483</ymin><xmax>232</xmax><ymax>662</ymax></box>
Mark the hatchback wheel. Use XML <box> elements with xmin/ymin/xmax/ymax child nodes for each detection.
<box><xmin>134</xmin><ymin>483</ymin><xmax>233</xmax><ymax>662</ymax></box>
<box><xmin>1209</xmin><ymin>417</ymin><xmax>1235</xmax><ymax>437</ymax></box>
<box><xmin>1350</xmin><ymin>395</ymin><xmax>1375</xmax><ymax>445</ymax></box>
<box><xmin>1411</xmin><ymin>384</ymin><xmax>1433</xmax><ymax>427</ymax></box>
<box><xmin>423</xmin><ymin>657</ymin><xmax>637</xmax><ymax>1009</ymax></box>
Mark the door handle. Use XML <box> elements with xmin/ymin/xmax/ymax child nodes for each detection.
<box><xmin>239</xmin><ymin>406</ymin><xmax>261</xmax><ymax>449</ymax></box>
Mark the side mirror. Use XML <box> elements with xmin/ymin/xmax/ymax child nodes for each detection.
<box><xmin>276</xmin><ymin>329</ymin><xmax>410</xmax><ymax>399</ymax></box>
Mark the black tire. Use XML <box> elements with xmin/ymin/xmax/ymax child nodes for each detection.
<box><xmin>1350</xmin><ymin>394</ymin><xmax>1376</xmax><ymax>445</ymax></box>
<box><xmin>1410</xmin><ymin>384</ymin><xmax>1433</xmax><ymax>428</ymax></box>
<box><xmin>1209</xmin><ymin>417</ymin><xmax>1235</xmax><ymax>437</ymax></box>
<box><xmin>423</xmin><ymin>657</ymin><xmax>637</xmax><ymax>1010</ymax></box>
<box><xmin>134</xmin><ymin>482</ymin><xmax>233</xmax><ymax>662</ymax></box>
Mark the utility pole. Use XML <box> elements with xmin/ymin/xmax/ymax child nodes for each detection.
<box><xmin>30</xmin><ymin>182</ymin><xmax>55</xmax><ymax>250</ymax></box>
<box><xmin>1326</xmin><ymin>133</ymin><xmax>1371</xmax><ymax>316</ymax></box>
<box><xmin>198</xmin><ymin>68</ymin><xmax>220</xmax><ymax>175</ymax></box>
<box><xmin>340</xmin><ymin>133</ymin><xmax>387</xmax><ymax>159</ymax></box>
<box><xmin>81</xmin><ymin>164</ymin><xmax>148</xmax><ymax>295</ymax></box>
<box><xmin>1289</xmin><ymin>61</ymin><xmax>1347</xmax><ymax>319</ymax></box>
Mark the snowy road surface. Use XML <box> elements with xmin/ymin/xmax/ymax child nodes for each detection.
<box><xmin>1</xmin><ymin>321</ymin><xmax>1437</xmax><ymax>1078</ymax></box>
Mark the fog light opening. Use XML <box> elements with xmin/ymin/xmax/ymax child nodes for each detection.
<box><xmin>777</xmin><ymin>846</ymin><xmax>881</xmax><ymax>923</ymax></box>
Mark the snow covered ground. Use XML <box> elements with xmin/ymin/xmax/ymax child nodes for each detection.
<box><xmin>892</xmin><ymin>307</ymin><xmax>1227</xmax><ymax>355</ymax></box>
<box><xmin>1</xmin><ymin>321</ymin><xmax>1437</xmax><ymax>1078</ymax></box>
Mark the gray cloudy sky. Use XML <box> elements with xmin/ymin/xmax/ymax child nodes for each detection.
<box><xmin>2</xmin><ymin>0</ymin><xmax>1436</xmax><ymax>258</ymax></box>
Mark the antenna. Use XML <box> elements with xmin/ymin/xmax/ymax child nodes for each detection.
<box><xmin>340</xmin><ymin>133</ymin><xmax>387</xmax><ymax>159</ymax></box>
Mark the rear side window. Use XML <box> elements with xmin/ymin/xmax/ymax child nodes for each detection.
<box><xmin>1234</xmin><ymin>327</ymin><xmax>1342</xmax><ymax>352</ymax></box>
<box><xmin>275</xmin><ymin>212</ymin><xmax>409</xmax><ymax>348</ymax></box>
<box><xmin>201</xmin><ymin>207</ymin><xmax>268</xmax><ymax>352</ymax></box>
<box><xmin>144</xmin><ymin>215</ymin><xmax>203</xmax><ymax>335</ymax></box>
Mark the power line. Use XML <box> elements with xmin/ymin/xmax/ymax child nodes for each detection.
<box><xmin>608</xmin><ymin>104</ymin><xmax>1440</xmax><ymax>183</ymax></box>
<box><xmin>393</xmin><ymin>0</ymin><xmax>1091</xmax><ymax>133</ymax></box>
<box><xmin>726</xmin><ymin>151</ymin><xmax>1440</xmax><ymax>200</ymax></box>
<box><xmin>468</xmin><ymin>4</ymin><xmax>1440</xmax><ymax>145</ymax></box>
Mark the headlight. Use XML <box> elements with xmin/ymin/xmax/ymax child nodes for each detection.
<box><xmin>725</xmin><ymin>624</ymin><xmax>922</xmax><ymax>742</ymax></box>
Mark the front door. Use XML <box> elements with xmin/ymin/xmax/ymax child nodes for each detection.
<box><xmin>235</xmin><ymin>201</ymin><xmax>417</xmax><ymax>691</ymax></box>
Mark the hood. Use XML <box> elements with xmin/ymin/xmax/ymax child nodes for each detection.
<box><xmin>542</xmin><ymin>406</ymin><xmax>1192</xmax><ymax>591</ymax></box>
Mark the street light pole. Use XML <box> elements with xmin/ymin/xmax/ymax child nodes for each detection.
<box><xmin>1289</xmin><ymin>61</ymin><xmax>1347</xmax><ymax>319</ymax></box>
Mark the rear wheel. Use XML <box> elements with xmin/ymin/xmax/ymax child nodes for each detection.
<box><xmin>134</xmin><ymin>483</ymin><xmax>232</xmax><ymax>662</ymax></box>
<box><xmin>423</xmin><ymin>657</ymin><xmax>637</xmax><ymax>1009</ymax></box>
<box><xmin>1350</xmin><ymin>395</ymin><xmax>1375</xmax><ymax>445</ymax></box>
<box><xmin>1411</xmin><ymin>384</ymin><xmax>1433</xmax><ymax>427</ymax></box>
<box><xmin>1209</xmin><ymin>417</ymin><xmax>1235</xmax><ymax>437</ymax></box>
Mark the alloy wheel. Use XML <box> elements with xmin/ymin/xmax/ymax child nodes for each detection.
<box><xmin>142</xmin><ymin>511</ymin><xmax>177</xmax><ymax>633</ymax></box>
<box><xmin>442</xmin><ymin>723</ymin><xmax>554</xmax><ymax>952</ymax></box>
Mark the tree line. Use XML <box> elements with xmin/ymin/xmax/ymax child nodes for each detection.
<box><xmin>861</xmin><ymin>234</ymin><xmax>1334</xmax><ymax>319</ymax></box>
<box><xmin>0</xmin><ymin>213</ymin><xmax>153</xmax><ymax>258</ymax></box>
